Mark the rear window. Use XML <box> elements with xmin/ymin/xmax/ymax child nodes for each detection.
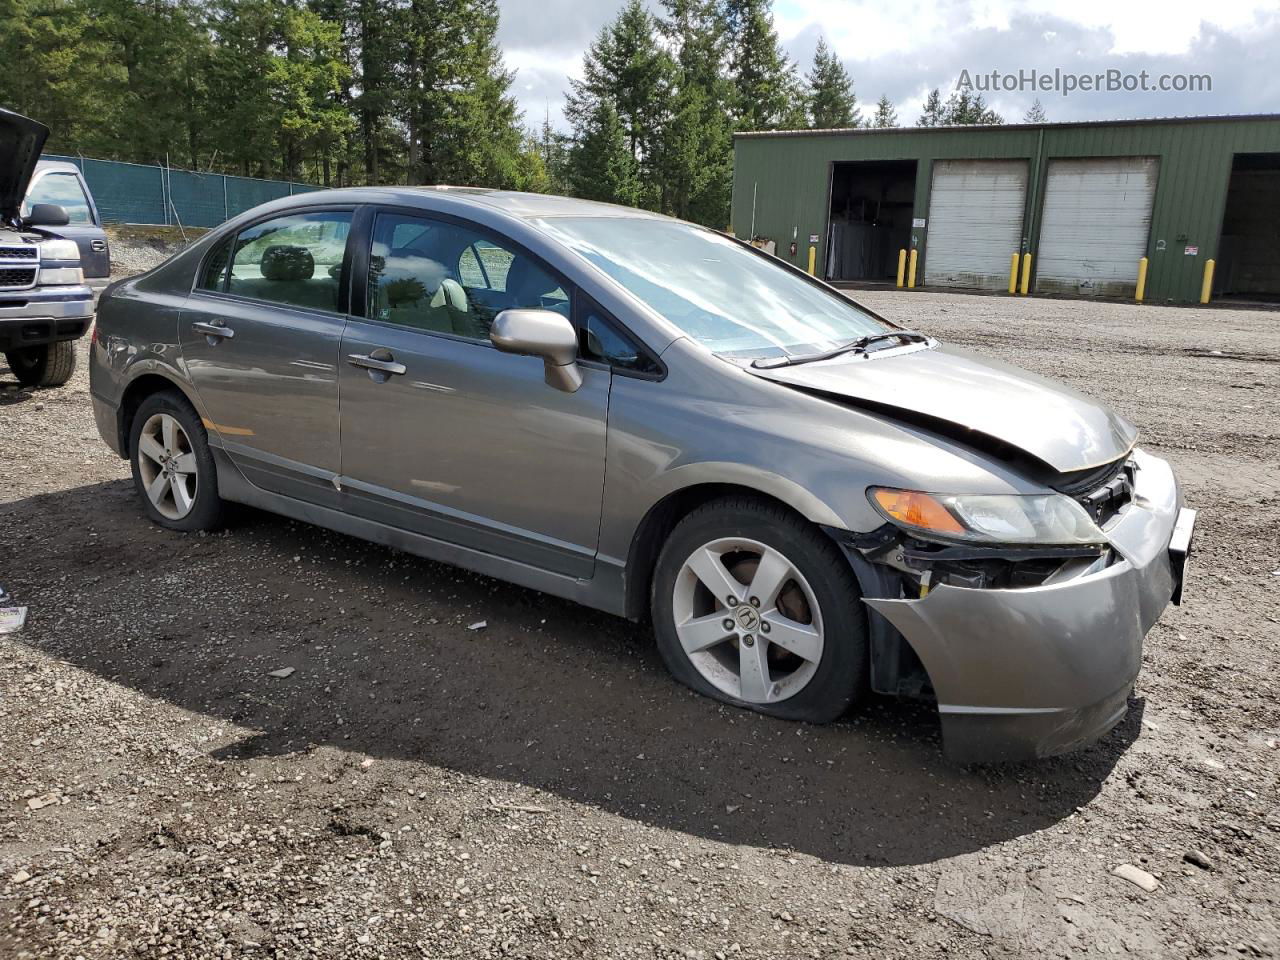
<box><xmin>223</xmin><ymin>211</ymin><xmax>352</xmax><ymax>313</ymax></box>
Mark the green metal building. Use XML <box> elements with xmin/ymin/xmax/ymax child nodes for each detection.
<box><xmin>731</xmin><ymin>114</ymin><xmax>1280</xmax><ymax>304</ymax></box>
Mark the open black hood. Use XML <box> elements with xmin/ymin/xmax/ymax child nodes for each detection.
<box><xmin>0</xmin><ymin>108</ymin><xmax>49</xmax><ymax>226</ymax></box>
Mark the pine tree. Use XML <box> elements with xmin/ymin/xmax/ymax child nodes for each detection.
<box><xmin>1024</xmin><ymin>99</ymin><xmax>1048</xmax><ymax>123</ymax></box>
<box><xmin>943</xmin><ymin>89</ymin><xmax>1003</xmax><ymax>125</ymax></box>
<box><xmin>204</xmin><ymin>0</ymin><xmax>353</xmax><ymax>180</ymax></box>
<box><xmin>565</xmin><ymin>0</ymin><xmax>672</xmax><ymax>168</ymax></box>
<box><xmin>871</xmin><ymin>94</ymin><xmax>898</xmax><ymax>128</ymax></box>
<box><xmin>271</xmin><ymin>6</ymin><xmax>354</xmax><ymax>182</ymax></box>
<box><xmin>535</xmin><ymin>109</ymin><xmax>572</xmax><ymax>195</ymax></box>
<box><xmin>351</xmin><ymin>0</ymin><xmax>396</xmax><ymax>182</ymax></box>
<box><xmin>95</xmin><ymin>0</ymin><xmax>214</xmax><ymax>168</ymax></box>
<box><xmin>917</xmin><ymin>88</ymin><xmax>945</xmax><ymax>127</ymax></box>
<box><xmin>804</xmin><ymin>37</ymin><xmax>858</xmax><ymax>129</ymax></box>
<box><xmin>656</xmin><ymin>0</ymin><xmax>732</xmax><ymax>224</ymax></box>
<box><xmin>401</xmin><ymin>0</ymin><xmax>525</xmax><ymax>188</ymax></box>
<box><xmin>567</xmin><ymin>101</ymin><xmax>642</xmax><ymax>206</ymax></box>
<box><xmin>724</xmin><ymin>0</ymin><xmax>804</xmax><ymax>131</ymax></box>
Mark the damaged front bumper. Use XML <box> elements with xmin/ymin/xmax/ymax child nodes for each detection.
<box><xmin>860</xmin><ymin>449</ymin><xmax>1193</xmax><ymax>763</ymax></box>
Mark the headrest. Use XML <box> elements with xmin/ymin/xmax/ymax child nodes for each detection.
<box><xmin>504</xmin><ymin>256</ymin><xmax>537</xmax><ymax>302</ymax></box>
<box><xmin>261</xmin><ymin>245</ymin><xmax>315</xmax><ymax>281</ymax></box>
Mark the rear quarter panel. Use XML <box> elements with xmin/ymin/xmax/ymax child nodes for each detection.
<box><xmin>89</xmin><ymin>266</ymin><xmax>209</xmax><ymax>450</ymax></box>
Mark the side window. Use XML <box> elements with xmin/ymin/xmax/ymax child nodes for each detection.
<box><xmin>579</xmin><ymin>298</ymin><xmax>661</xmax><ymax>375</ymax></box>
<box><xmin>24</xmin><ymin>173</ymin><xmax>93</xmax><ymax>224</ymax></box>
<box><xmin>198</xmin><ymin>238</ymin><xmax>231</xmax><ymax>291</ymax></box>
<box><xmin>227</xmin><ymin>210</ymin><xmax>352</xmax><ymax>312</ymax></box>
<box><xmin>367</xmin><ymin>212</ymin><xmax>568</xmax><ymax>340</ymax></box>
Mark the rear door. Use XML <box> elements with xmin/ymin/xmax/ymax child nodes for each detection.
<box><xmin>179</xmin><ymin>207</ymin><xmax>354</xmax><ymax>505</ymax></box>
<box><xmin>24</xmin><ymin>168</ymin><xmax>110</xmax><ymax>284</ymax></box>
<box><xmin>337</xmin><ymin>208</ymin><xmax>610</xmax><ymax>578</ymax></box>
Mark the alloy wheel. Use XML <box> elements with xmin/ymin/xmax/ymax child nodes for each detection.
<box><xmin>671</xmin><ymin>536</ymin><xmax>825</xmax><ymax>704</ymax></box>
<box><xmin>136</xmin><ymin>412</ymin><xmax>199</xmax><ymax>520</ymax></box>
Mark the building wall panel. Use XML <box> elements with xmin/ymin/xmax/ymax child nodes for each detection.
<box><xmin>732</xmin><ymin>115</ymin><xmax>1280</xmax><ymax>304</ymax></box>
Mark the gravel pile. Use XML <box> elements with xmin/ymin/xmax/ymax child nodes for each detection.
<box><xmin>1</xmin><ymin>290</ymin><xmax>1277</xmax><ymax>959</ymax></box>
<box><xmin>105</xmin><ymin>227</ymin><xmax>196</xmax><ymax>279</ymax></box>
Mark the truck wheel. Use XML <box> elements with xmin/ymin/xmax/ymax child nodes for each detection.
<box><xmin>4</xmin><ymin>341</ymin><xmax>77</xmax><ymax>387</ymax></box>
<box><xmin>650</xmin><ymin>496</ymin><xmax>868</xmax><ymax>723</ymax></box>
<box><xmin>129</xmin><ymin>391</ymin><xmax>225</xmax><ymax>532</ymax></box>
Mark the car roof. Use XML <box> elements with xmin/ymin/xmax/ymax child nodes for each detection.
<box><xmin>301</xmin><ymin>186</ymin><xmax>672</xmax><ymax>222</ymax></box>
<box><xmin>34</xmin><ymin>159</ymin><xmax>81</xmax><ymax>175</ymax></box>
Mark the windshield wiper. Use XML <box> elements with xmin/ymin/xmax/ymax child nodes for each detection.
<box><xmin>751</xmin><ymin>330</ymin><xmax>929</xmax><ymax>369</ymax></box>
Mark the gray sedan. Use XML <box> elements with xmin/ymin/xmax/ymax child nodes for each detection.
<box><xmin>88</xmin><ymin>188</ymin><xmax>1194</xmax><ymax>762</ymax></box>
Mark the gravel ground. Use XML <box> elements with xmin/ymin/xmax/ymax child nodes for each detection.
<box><xmin>105</xmin><ymin>227</ymin><xmax>199</xmax><ymax>279</ymax></box>
<box><xmin>1</xmin><ymin>280</ymin><xmax>1278</xmax><ymax>959</ymax></box>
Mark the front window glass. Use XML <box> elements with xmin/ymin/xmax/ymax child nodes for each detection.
<box><xmin>24</xmin><ymin>173</ymin><xmax>93</xmax><ymax>224</ymax></box>
<box><xmin>534</xmin><ymin>217</ymin><xmax>889</xmax><ymax>360</ymax></box>
<box><xmin>227</xmin><ymin>211</ymin><xmax>351</xmax><ymax>312</ymax></box>
<box><xmin>367</xmin><ymin>213</ymin><xmax>568</xmax><ymax>340</ymax></box>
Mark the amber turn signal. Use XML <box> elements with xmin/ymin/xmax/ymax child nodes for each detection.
<box><xmin>870</xmin><ymin>488</ymin><xmax>966</xmax><ymax>536</ymax></box>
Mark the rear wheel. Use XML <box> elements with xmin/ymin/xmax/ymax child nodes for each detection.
<box><xmin>129</xmin><ymin>391</ymin><xmax>224</xmax><ymax>531</ymax></box>
<box><xmin>4</xmin><ymin>341</ymin><xmax>77</xmax><ymax>387</ymax></box>
<box><xmin>651</xmin><ymin>497</ymin><xmax>867</xmax><ymax>723</ymax></box>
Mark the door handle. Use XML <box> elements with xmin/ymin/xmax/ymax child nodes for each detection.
<box><xmin>192</xmin><ymin>321</ymin><xmax>235</xmax><ymax>341</ymax></box>
<box><xmin>347</xmin><ymin>352</ymin><xmax>407</xmax><ymax>376</ymax></box>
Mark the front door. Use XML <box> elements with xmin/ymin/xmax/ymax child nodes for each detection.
<box><xmin>337</xmin><ymin>210</ymin><xmax>609</xmax><ymax>579</ymax></box>
<box><xmin>179</xmin><ymin>208</ymin><xmax>354</xmax><ymax>505</ymax></box>
<box><xmin>24</xmin><ymin>169</ymin><xmax>110</xmax><ymax>284</ymax></box>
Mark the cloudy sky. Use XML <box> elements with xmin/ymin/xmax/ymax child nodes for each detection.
<box><xmin>496</xmin><ymin>0</ymin><xmax>1280</xmax><ymax>131</ymax></box>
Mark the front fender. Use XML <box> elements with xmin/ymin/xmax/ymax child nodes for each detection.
<box><xmin>640</xmin><ymin>460</ymin><xmax>846</xmax><ymax>529</ymax></box>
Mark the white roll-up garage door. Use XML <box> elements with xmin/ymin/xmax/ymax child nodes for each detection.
<box><xmin>1036</xmin><ymin>157</ymin><xmax>1159</xmax><ymax>297</ymax></box>
<box><xmin>924</xmin><ymin>159</ymin><xmax>1028</xmax><ymax>290</ymax></box>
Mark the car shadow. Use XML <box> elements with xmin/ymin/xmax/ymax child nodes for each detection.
<box><xmin>1</xmin><ymin>479</ymin><xmax>1140</xmax><ymax>868</ymax></box>
<box><xmin>0</xmin><ymin>372</ymin><xmax>38</xmax><ymax>404</ymax></box>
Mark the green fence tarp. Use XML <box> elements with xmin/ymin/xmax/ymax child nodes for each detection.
<box><xmin>45</xmin><ymin>155</ymin><xmax>325</xmax><ymax>227</ymax></box>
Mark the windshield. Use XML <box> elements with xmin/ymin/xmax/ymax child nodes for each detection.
<box><xmin>533</xmin><ymin>216</ymin><xmax>891</xmax><ymax>359</ymax></box>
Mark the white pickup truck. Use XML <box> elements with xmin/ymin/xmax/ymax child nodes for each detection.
<box><xmin>0</xmin><ymin>107</ymin><xmax>95</xmax><ymax>387</ymax></box>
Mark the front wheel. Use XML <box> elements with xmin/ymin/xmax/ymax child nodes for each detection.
<box><xmin>650</xmin><ymin>497</ymin><xmax>867</xmax><ymax>723</ymax></box>
<box><xmin>129</xmin><ymin>391</ymin><xmax>225</xmax><ymax>531</ymax></box>
<box><xmin>5</xmin><ymin>341</ymin><xmax>77</xmax><ymax>387</ymax></box>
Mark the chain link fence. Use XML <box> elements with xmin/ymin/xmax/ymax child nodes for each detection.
<box><xmin>46</xmin><ymin>155</ymin><xmax>325</xmax><ymax>228</ymax></box>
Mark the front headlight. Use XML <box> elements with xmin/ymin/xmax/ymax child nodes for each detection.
<box><xmin>869</xmin><ymin>487</ymin><xmax>1106</xmax><ymax>546</ymax></box>
<box><xmin>38</xmin><ymin>266</ymin><xmax>84</xmax><ymax>285</ymax></box>
<box><xmin>39</xmin><ymin>239</ymin><xmax>80</xmax><ymax>261</ymax></box>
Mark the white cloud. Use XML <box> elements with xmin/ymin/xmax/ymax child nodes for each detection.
<box><xmin>499</xmin><ymin>0</ymin><xmax>1280</xmax><ymax>130</ymax></box>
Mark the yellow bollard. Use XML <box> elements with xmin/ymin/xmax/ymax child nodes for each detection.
<box><xmin>907</xmin><ymin>249</ymin><xmax>918</xmax><ymax>289</ymax></box>
<box><xmin>1135</xmin><ymin>257</ymin><xmax>1148</xmax><ymax>302</ymax></box>
<box><xmin>896</xmin><ymin>249</ymin><xmax>906</xmax><ymax>288</ymax></box>
<box><xmin>1019</xmin><ymin>253</ymin><xmax>1033</xmax><ymax>295</ymax></box>
<box><xmin>1008</xmin><ymin>252</ymin><xmax>1019</xmax><ymax>294</ymax></box>
<box><xmin>1200</xmin><ymin>259</ymin><xmax>1215</xmax><ymax>304</ymax></box>
<box><xmin>807</xmin><ymin>245</ymin><xmax>816</xmax><ymax>276</ymax></box>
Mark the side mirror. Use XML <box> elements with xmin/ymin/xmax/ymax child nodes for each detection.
<box><xmin>490</xmin><ymin>308</ymin><xmax>582</xmax><ymax>393</ymax></box>
<box><xmin>25</xmin><ymin>203</ymin><xmax>70</xmax><ymax>227</ymax></box>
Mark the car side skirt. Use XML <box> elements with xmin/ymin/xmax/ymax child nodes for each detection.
<box><xmin>210</xmin><ymin>448</ymin><xmax>629</xmax><ymax>618</ymax></box>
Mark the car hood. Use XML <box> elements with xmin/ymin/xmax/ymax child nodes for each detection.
<box><xmin>0</xmin><ymin>108</ymin><xmax>49</xmax><ymax>225</ymax></box>
<box><xmin>750</xmin><ymin>342</ymin><xmax>1138</xmax><ymax>473</ymax></box>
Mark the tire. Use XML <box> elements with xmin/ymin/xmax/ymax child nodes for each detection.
<box><xmin>650</xmin><ymin>496</ymin><xmax>867</xmax><ymax>723</ymax></box>
<box><xmin>5</xmin><ymin>341</ymin><xmax>77</xmax><ymax>387</ymax></box>
<box><xmin>128</xmin><ymin>390</ymin><xmax>225</xmax><ymax>532</ymax></box>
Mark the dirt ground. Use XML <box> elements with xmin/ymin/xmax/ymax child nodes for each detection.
<box><xmin>1</xmin><ymin>285</ymin><xmax>1277</xmax><ymax>959</ymax></box>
